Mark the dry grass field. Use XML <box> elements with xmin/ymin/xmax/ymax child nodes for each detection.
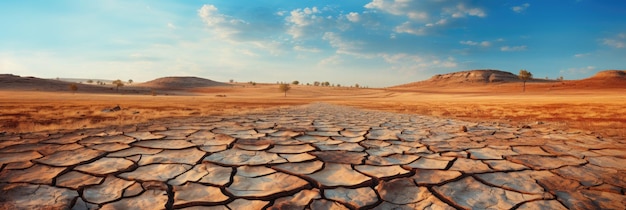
<box><xmin>1</xmin><ymin>81</ymin><xmax>625</xmax><ymax>139</ymax></box>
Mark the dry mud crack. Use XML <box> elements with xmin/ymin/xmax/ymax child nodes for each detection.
<box><xmin>0</xmin><ymin>103</ymin><xmax>625</xmax><ymax>209</ymax></box>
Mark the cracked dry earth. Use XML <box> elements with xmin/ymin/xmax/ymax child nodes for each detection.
<box><xmin>1</xmin><ymin>103</ymin><xmax>625</xmax><ymax>210</ymax></box>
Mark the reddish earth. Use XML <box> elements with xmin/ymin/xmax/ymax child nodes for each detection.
<box><xmin>0</xmin><ymin>70</ymin><xmax>624</xmax><ymax>138</ymax></box>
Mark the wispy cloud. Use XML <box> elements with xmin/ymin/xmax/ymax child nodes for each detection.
<box><xmin>501</xmin><ymin>45</ymin><xmax>527</xmax><ymax>52</ymax></box>
<box><xmin>322</xmin><ymin>32</ymin><xmax>365</xmax><ymax>57</ymax></box>
<box><xmin>198</xmin><ymin>4</ymin><xmax>247</xmax><ymax>38</ymax></box>
<box><xmin>511</xmin><ymin>3</ymin><xmax>530</xmax><ymax>13</ymax></box>
<box><xmin>574</xmin><ymin>53</ymin><xmax>590</xmax><ymax>58</ymax></box>
<box><xmin>380</xmin><ymin>53</ymin><xmax>457</xmax><ymax>75</ymax></box>
<box><xmin>293</xmin><ymin>45</ymin><xmax>321</xmax><ymax>53</ymax></box>
<box><xmin>600</xmin><ymin>32</ymin><xmax>626</xmax><ymax>48</ymax></box>
<box><xmin>365</xmin><ymin>0</ymin><xmax>486</xmax><ymax>36</ymax></box>
<box><xmin>460</xmin><ymin>40</ymin><xmax>491</xmax><ymax>47</ymax></box>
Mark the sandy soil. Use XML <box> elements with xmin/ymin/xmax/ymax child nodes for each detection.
<box><xmin>1</xmin><ymin>82</ymin><xmax>624</xmax><ymax>139</ymax></box>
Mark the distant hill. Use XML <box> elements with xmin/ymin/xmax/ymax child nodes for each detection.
<box><xmin>568</xmin><ymin>70</ymin><xmax>626</xmax><ymax>89</ymax></box>
<box><xmin>392</xmin><ymin>69</ymin><xmax>625</xmax><ymax>90</ymax></box>
<box><xmin>138</xmin><ymin>76</ymin><xmax>230</xmax><ymax>90</ymax></box>
<box><xmin>586</xmin><ymin>70</ymin><xmax>626</xmax><ymax>80</ymax></box>
<box><xmin>0</xmin><ymin>74</ymin><xmax>148</xmax><ymax>93</ymax></box>
<box><xmin>393</xmin><ymin>69</ymin><xmax>550</xmax><ymax>88</ymax></box>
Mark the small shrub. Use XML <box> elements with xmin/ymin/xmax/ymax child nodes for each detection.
<box><xmin>68</xmin><ymin>84</ymin><xmax>78</xmax><ymax>94</ymax></box>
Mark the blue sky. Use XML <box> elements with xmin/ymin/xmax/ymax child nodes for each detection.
<box><xmin>1</xmin><ymin>0</ymin><xmax>624</xmax><ymax>87</ymax></box>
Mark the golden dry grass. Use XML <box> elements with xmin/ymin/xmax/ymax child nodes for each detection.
<box><xmin>1</xmin><ymin>83</ymin><xmax>625</xmax><ymax>139</ymax></box>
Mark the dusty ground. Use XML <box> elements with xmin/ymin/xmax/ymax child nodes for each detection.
<box><xmin>1</xmin><ymin>82</ymin><xmax>624</xmax><ymax>139</ymax></box>
<box><xmin>1</xmin><ymin>83</ymin><xmax>625</xmax><ymax>209</ymax></box>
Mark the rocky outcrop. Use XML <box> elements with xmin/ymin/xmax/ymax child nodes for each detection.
<box><xmin>396</xmin><ymin>69</ymin><xmax>526</xmax><ymax>88</ymax></box>
<box><xmin>429</xmin><ymin>69</ymin><xmax>521</xmax><ymax>83</ymax></box>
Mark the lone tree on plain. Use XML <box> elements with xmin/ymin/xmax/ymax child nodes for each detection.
<box><xmin>292</xmin><ymin>80</ymin><xmax>299</xmax><ymax>85</ymax></box>
<box><xmin>68</xmin><ymin>84</ymin><xmax>78</xmax><ymax>94</ymax></box>
<box><xmin>279</xmin><ymin>84</ymin><xmax>291</xmax><ymax>97</ymax></box>
<box><xmin>112</xmin><ymin>79</ymin><xmax>124</xmax><ymax>92</ymax></box>
<box><xmin>518</xmin><ymin>69</ymin><xmax>533</xmax><ymax>92</ymax></box>
<box><xmin>128</xmin><ymin>79</ymin><xmax>133</xmax><ymax>85</ymax></box>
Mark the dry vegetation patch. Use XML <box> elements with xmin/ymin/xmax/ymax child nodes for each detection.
<box><xmin>0</xmin><ymin>91</ymin><xmax>305</xmax><ymax>133</ymax></box>
<box><xmin>1</xmin><ymin>85</ymin><xmax>624</xmax><ymax>139</ymax></box>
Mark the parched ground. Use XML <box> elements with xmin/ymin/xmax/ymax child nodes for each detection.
<box><xmin>1</xmin><ymin>103</ymin><xmax>625</xmax><ymax>209</ymax></box>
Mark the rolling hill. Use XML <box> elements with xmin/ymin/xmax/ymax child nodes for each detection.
<box><xmin>138</xmin><ymin>76</ymin><xmax>230</xmax><ymax>90</ymax></box>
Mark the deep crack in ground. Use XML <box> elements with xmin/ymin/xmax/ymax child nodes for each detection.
<box><xmin>0</xmin><ymin>103</ymin><xmax>625</xmax><ymax>209</ymax></box>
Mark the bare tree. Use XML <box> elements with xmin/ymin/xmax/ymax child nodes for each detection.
<box><xmin>279</xmin><ymin>84</ymin><xmax>291</xmax><ymax>97</ymax></box>
<box><xmin>518</xmin><ymin>69</ymin><xmax>533</xmax><ymax>92</ymax></box>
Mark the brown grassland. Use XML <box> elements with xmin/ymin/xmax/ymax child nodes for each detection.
<box><xmin>1</xmin><ymin>81</ymin><xmax>624</xmax><ymax>139</ymax></box>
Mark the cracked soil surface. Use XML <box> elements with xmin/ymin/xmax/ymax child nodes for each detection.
<box><xmin>1</xmin><ymin>103</ymin><xmax>625</xmax><ymax>209</ymax></box>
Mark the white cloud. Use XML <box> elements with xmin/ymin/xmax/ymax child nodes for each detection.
<box><xmin>197</xmin><ymin>4</ymin><xmax>287</xmax><ymax>56</ymax></box>
<box><xmin>198</xmin><ymin>5</ymin><xmax>225</xmax><ymax>26</ymax></box>
<box><xmin>364</xmin><ymin>0</ymin><xmax>415</xmax><ymax>17</ymax></box>
<box><xmin>285</xmin><ymin>7</ymin><xmax>327</xmax><ymax>39</ymax></box>
<box><xmin>447</xmin><ymin>4</ymin><xmax>486</xmax><ymax>18</ymax></box>
<box><xmin>408</xmin><ymin>11</ymin><xmax>428</xmax><ymax>20</ymax></box>
<box><xmin>318</xmin><ymin>55</ymin><xmax>342</xmax><ymax>66</ymax></box>
<box><xmin>395</xmin><ymin>21</ymin><xmax>427</xmax><ymax>36</ymax></box>
<box><xmin>574</xmin><ymin>53</ymin><xmax>590</xmax><ymax>58</ymax></box>
<box><xmin>602</xmin><ymin>38</ymin><xmax>625</xmax><ymax>48</ymax></box>
<box><xmin>460</xmin><ymin>40</ymin><xmax>479</xmax><ymax>46</ymax></box>
<box><xmin>322</xmin><ymin>32</ymin><xmax>365</xmax><ymax>56</ymax></box>
<box><xmin>167</xmin><ymin>23</ymin><xmax>176</xmax><ymax>29</ymax></box>
<box><xmin>511</xmin><ymin>3</ymin><xmax>530</xmax><ymax>13</ymax></box>
<box><xmin>501</xmin><ymin>45</ymin><xmax>527</xmax><ymax>52</ymax></box>
<box><xmin>460</xmin><ymin>40</ymin><xmax>491</xmax><ymax>47</ymax></box>
<box><xmin>380</xmin><ymin>53</ymin><xmax>457</xmax><ymax>73</ymax></box>
<box><xmin>600</xmin><ymin>32</ymin><xmax>626</xmax><ymax>48</ymax></box>
<box><xmin>365</xmin><ymin>0</ymin><xmax>486</xmax><ymax>36</ymax></box>
<box><xmin>287</xmin><ymin>7</ymin><xmax>319</xmax><ymax>26</ymax></box>
<box><xmin>346</xmin><ymin>12</ymin><xmax>360</xmax><ymax>22</ymax></box>
<box><xmin>198</xmin><ymin>4</ymin><xmax>247</xmax><ymax>38</ymax></box>
<box><xmin>293</xmin><ymin>45</ymin><xmax>321</xmax><ymax>53</ymax></box>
